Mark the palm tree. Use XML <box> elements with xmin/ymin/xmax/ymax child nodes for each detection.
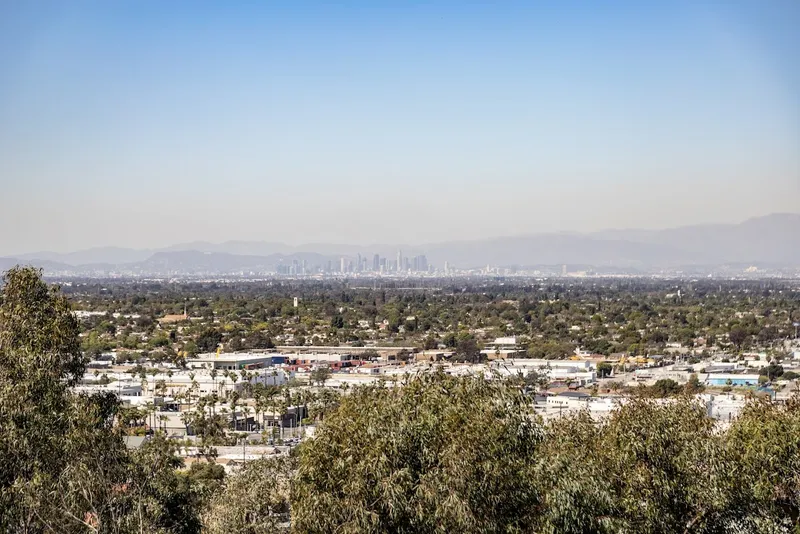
<box><xmin>229</xmin><ymin>392</ymin><xmax>240</xmax><ymax>432</ymax></box>
<box><xmin>158</xmin><ymin>414</ymin><xmax>169</xmax><ymax>434</ymax></box>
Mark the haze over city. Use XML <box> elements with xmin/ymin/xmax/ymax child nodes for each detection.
<box><xmin>5</xmin><ymin>3</ymin><xmax>800</xmax><ymax>532</ymax></box>
<box><xmin>1</xmin><ymin>1</ymin><xmax>798</xmax><ymax>255</ymax></box>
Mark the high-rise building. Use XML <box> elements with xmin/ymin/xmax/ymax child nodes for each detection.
<box><xmin>373</xmin><ymin>254</ymin><xmax>380</xmax><ymax>272</ymax></box>
<box><xmin>340</xmin><ymin>257</ymin><xmax>346</xmax><ymax>273</ymax></box>
<box><xmin>396</xmin><ymin>250</ymin><xmax>403</xmax><ymax>272</ymax></box>
<box><xmin>444</xmin><ymin>261</ymin><xmax>449</xmax><ymax>275</ymax></box>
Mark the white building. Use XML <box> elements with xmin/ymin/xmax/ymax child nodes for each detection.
<box><xmin>190</xmin><ymin>353</ymin><xmax>282</xmax><ymax>371</ymax></box>
<box><xmin>481</xmin><ymin>336</ymin><xmax>524</xmax><ymax>360</ymax></box>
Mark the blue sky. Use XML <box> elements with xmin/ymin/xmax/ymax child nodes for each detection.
<box><xmin>0</xmin><ymin>1</ymin><xmax>798</xmax><ymax>253</ymax></box>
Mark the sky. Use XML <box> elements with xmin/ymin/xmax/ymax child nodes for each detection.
<box><xmin>0</xmin><ymin>0</ymin><xmax>798</xmax><ymax>255</ymax></box>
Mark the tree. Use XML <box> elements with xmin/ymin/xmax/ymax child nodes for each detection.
<box><xmin>650</xmin><ymin>378</ymin><xmax>682</xmax><ymax>397</ymax></box>
<box><xmin>0</xmin><ymin>267</ymin><xmax>201</xmax><ymax>532</ymax></box>
<box><xmin>203</xmin><ymin>458</ymin><xmax>292</xmax><ymax>533</ymax></box>
<box><xmin>196</xmin><ymin>328</ymin><xmax>223</xmax><ymax>353</ymax></box>
<box><xmin>292</xmin><ymin>371</ymin><xmax>541</xmax><ymax>533</ymax></box>
<box><xmin>396</xmin><ymin>348</ymin><xmax>411</xmax><ymax>363</ymax></box>
<box><xmin>228</xmin><ymin>335</ymin><xmax>243</xmax><ymax>352</ymax></box>
<box><xmin>523</xmin><ymin>369</ymin><xmax>549</xmax><ymax>391</ymax></box>
<box><xmin>684</xmin><ymin>373</ymin><xmax>705</xmax><ymax>394</ymax></box>
<box><xmin>454</xmin><ymin>335</ymin><xmax>482</xmax><ymax>363</ymax></box>
<box><xmin>183</xmin><ymin>340</ymin><xmax>199</xmax><ymax>357</ymax></box>
<box><xmin>309</xmin><ymin>366</ymin><xmax>331</xmax><ymax>387</ymax></box>
<box><xmin>443</xmin><ymin>332</ymin><xmax>457</xmax><ymax>348</ymax></box>
<box><xmin>597</xmin><ymin>362</ymin><xmax>613</xmax><ymax>378</ymax></box>
<box><xmin>720</xmin><ymin>397</ymin><xmax>800</xmax><ymax>529</ymax></box>
<box><xmin>728</xmin><ymin>326</ymin><xmax>749</xmax><ymax>350</ymax></box>
<box><xmin>0</xmin><ymin>266</ymin><xmax>84</xmax><ymax>383</ymax></box>
<box><xmin>245</xmin><ymin>331</ymin><xmax>275</xmax><ymax>350</ymax></box>
<box><xmin>595</xmin><ymin>398</ymin><xmax>720</xmax><ymax>532</ymax></box>
<box><xmin>759</xmin><ymin>364</ymin><xmax>784</xmax><ymax>381</ymax></box>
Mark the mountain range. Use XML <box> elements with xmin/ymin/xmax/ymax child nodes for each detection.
<box><xmin>3</xmin><ymin>213</ymin><xmax>799</xmax><ymax>276</ymax></box>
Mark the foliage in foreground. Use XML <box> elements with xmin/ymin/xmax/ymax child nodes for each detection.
<box><xmin>3</xmin><ymin>267</ymin><xmax>800</xmax><ymax>533</ymax></box>
<box><xmin>0</xmin><ymin>268</ymin><xmax>213</xmax><ymax>533</ymax></box>
<box><xmin>292</xmin><ymin>371</ymin><xmax>541</xmax><ymax>533</ymax></box>
<box><xmin>288</xmin><ymin>380</ymin><xmax>800</xmax><ymax>534</ymax></box>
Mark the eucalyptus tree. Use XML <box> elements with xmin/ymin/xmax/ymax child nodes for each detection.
<box><xmin>0</xmin><ymin>267</ymin><xmax>204</xmax><ymax>533</ymax></box>
<box><xmin>204</xmin><ymin>458</ymin><xmax>293</xmax><ymax>534</ymax></box>
<box><xmin>292</xmin><ymin>370</ymin><xmax>542</xmax><ymax>533</ymax></box>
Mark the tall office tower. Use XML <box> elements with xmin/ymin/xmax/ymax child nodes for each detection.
<box><xmin>373</xmin><ymin>254</ymin><xmax>380</xmax><ymax>272</ymax></box>
<box><xmin>379</xmin><ymin>257</ymin><xmax>386</xmax><ymax>272</ymax></box>
<box><xmin>396</xmin><ymin>250</ymin><xmax>403</xmax><ymax>272</ymax></box>
<box><xmin>340</xmin><ymin>257</ymin><xmax>346</xmax><ymax>273</ymax></box>
<box><xmin>356</xmin><ymin>253</ymin><xmax>362</xmax><ymax>272</ymax></box>
<box><xmin>418</xmin><ymin>255</ymin><xmax>428</xmax><ymax>272</ymax></box>
<box><xmin>562</xmin><ymin>264</ymin><xmax>568</xmax><ymax>276</ymax></box>
<box><xmin>444</xmin><ymin>261</ymin><xmax>449</xmax><ymax>275</ymax></box>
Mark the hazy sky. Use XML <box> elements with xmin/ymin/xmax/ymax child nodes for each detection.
<box><xmin>1</xmin><ymin>1</ymin><xmax>798</xmax><ymax>255</ymax></box>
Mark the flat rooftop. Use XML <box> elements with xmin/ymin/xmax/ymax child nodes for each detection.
<box><xmin>195</xmin><ymin>353</ymin><xmax>278</xmax><ymax>362</ymax></box>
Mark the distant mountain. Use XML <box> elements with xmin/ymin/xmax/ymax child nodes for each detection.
<box><xmin>131</xmin><ymin>251</ymin><xmax>332</xmax><ymax>274</ymax></box>
<box><xmin>16</xmin><ymin>247</ymin><xmax>153</xmax><ymax>266</ymax></box>
<box><xmin>423</xmin><ymin>234</ymin><xmax>685</xmax><ymax>268</ymax></box>
<box><xmin>5</xmin><ymin>213</ymin><xmax>799</xmax><ymax>275</ymax></box>
<box><xmin>0</xmin><ymin>257</ymin><xmax>76</xmax><ymax>273</ymax></box>
<box><xmin>162</xmin><ymin>241</ymin><xmax>293</xmax><ymax>256</ymax></box>
<box><xmin>425</xmin><ymin>213</ymin><xmax>800</xmax><ymax>268</ymax></box>
<box><xmin>164</xmin><ymin>240</ymin><xmax>416</xmax><ymax>258</ymax></box>
<box><xmin>586</xmin><ymin>213</ymin><xmax>800</xmax><ymax>266</ymax></box>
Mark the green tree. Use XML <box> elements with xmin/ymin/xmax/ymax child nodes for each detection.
<box><xmin>597</xmin><ymin>362</ymin><xmax>613</xmax><ymax>378</ymax></box>
<box><xmin>309</xmin><ymin>366</ymin><xmax>331</xmax><ymax>387</ymax></box>
<box><xmin>196</xmin><ymin>328</ymin><xmax>223</xmax><ymax>353</ymax></box>
<box><xmin>650</xmin><ymin>378</ymin><xmax>682</xmax><ymax>397</ymax></box>
<box><xmin>0</xmin><ymin>267</ymin><xmax>202</xmax><ymax>533</ymax></box>
<box><xmin>684</xmin><ymin>373</ymin><xmax>705</xmax><ymax>394</ymax></box>
<box><xmin>759</xmin><ymin>364</ymin><xmax>784</xmax><ymax>381</ymax></box>
<box><xmin>728</xmin><ymin>326</ymin><xmax>749</xmax><ymax>350</ymax></box>
<box><xmin>204</xmin><ymin>458</ymin><xmax>292</xmax><ymax>533</ymax></box>
<box><xmin>598</xmin><ymin>398</ymin><xmax>719</xmax><ymax>533</ymax></box>
<box><xmin>454</xmin><ymin>335</ymin><xmax>482</xmax><ymax>363</ymax></box>
<box><xmin>292</xmin><ymin>371</ymin><xmax>541</xmax><ymax>533</ymax></box>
